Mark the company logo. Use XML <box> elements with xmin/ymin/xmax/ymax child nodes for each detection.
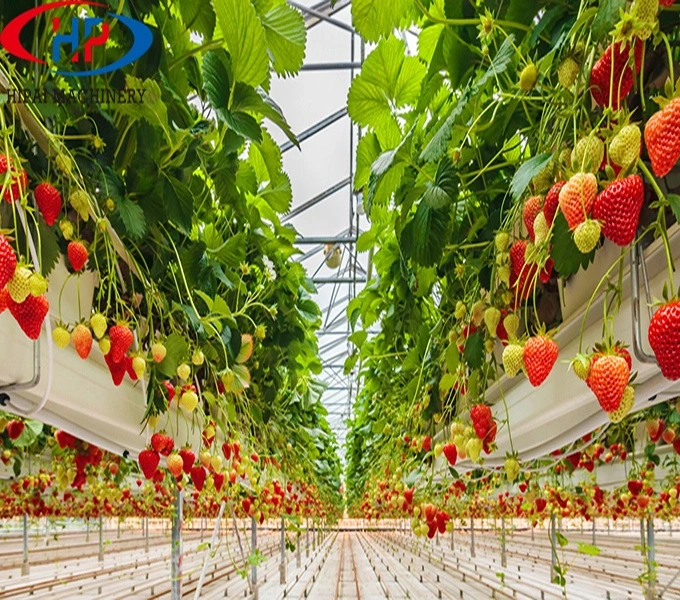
<box><xmin>0</xmin><ymin>1</ymin><xmax>152</xmax><ymax>77</ymax></box>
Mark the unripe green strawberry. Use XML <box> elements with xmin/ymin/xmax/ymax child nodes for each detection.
<box><xmin>55</xmin><ymin>154</ymin><xmax>72</xmax><ymax>176</ymax></box>
<box><xmin>454</xmin><ymin>301</ymin><xmax>467</xmax><ymax>320</ymax></box>
<box><xmin>495</xmin><ymin>231</ymin><xmax>510</xmax><ymax>252</ymax></box>
<box><xmin>503</xmin><ymin>313</ymin><xmax>520</xmax><ymax>339</ymax></box>
<box><xmin>28</xmin><ymin>273</ymin><xmax>47</xmax><ymax>296</ymax></box>
<box><xmin>59</xmin><ymin>219</ymin><xmax>74</xmax><ymax>241</ymax></box>
<box><xmin>98</xmin><ymin>336</ymin><xmax>111</xmax><ymax>355</ymax></box>
<box><xmin>609</xmin><ymin>124</ymin><xmax>641</xmax><ymax>168</ymax></box>
<box><xmin>531</xmin><ymin>163</ymin><xmax>553</xmax><ymax>193</ymax></box>
<box><xmin>505</xmin><ymin>456</ymin><xmax>520</xmax><ymax>482</ymax></box>
<box><xmin>484</xmin><ymin>307</ymin><xmax>501</xmax><ymax>337</ymax></box>
<box><xmin>132</xmin><ymin>356</ymin><xmax>146</xmax><ymax>378</ymax></box>
<box><xmin>179</xmin><ymin>390</ymin><xmax>198</xmax><ymax>412</ymax></box>
<box><xmin>7</xmin><ymin>266</ymin><xmax>31</xmax><ymax>303</ymax></box>
<box><xmin>631</xmin><ymin>0</ymin><xmax>659</xmax><ymax>39</ymax></box>
<box><xmin>497</xmin><ymin>264</ymin><xmax>511</xmax><ymax>286</ymax></box>
<box><xmin>574</xmin><ymin>219</ymin><xmax>601</xmax><ymax>253</ymax></box>
<box><xmin>519</xmin><ymin>63</ymin><xmax>538</xmax><ymax>91</ymax></box>
<box><xmin>533</xmin><ymin>212</ymin><xmax>549</xmax><ymax>245</ymax></box>
<box><xmin>571</xmin><ymin>355</ymin><xmax>591</xmax><ymax>380</ymax></box>
<box><xmin>503</xmin><ymin>343</ymin><xmax>524</xmax><ymax>377</ymax></box>
<box><xmin>557</xmin><ymin>57</ymin><xmax>579</xmax><ymax>88</ymax></box>
<box><xmin>90</xmin><ymin>313</ymin><xmax>107</xmax><ymax>339</ymax></box>
<box><xmin>152</xmin><ymin>342</ymin><xmax>167</xmax><ymax>363</ymax></box>
<box><xmin>608</xmin><ymin>385</ymin><xmax>634</xmax><ymax>423</ymax></box>
<box><xmin>572</xmin><ymin>136</ymin><xmax>604</xmax><ymax>173</ymax></box>
<box><xmin>52</xmin><ymin>325</ymin><xmax>70</xmax><ymax>349</ymax></box>
<box><xmin>192</xmin><ymin>349</ymin><xmax>205</xmax><ymax>366</ymax></box>
<box><xmin>68</xmin><ymin>190</ymin><xmax>90</xmax><ymax>222</ymax></box>
<box><xmin>177</xmin><ymin>363</ymin><xmax>191</xmax><ymax>380</ymax></box>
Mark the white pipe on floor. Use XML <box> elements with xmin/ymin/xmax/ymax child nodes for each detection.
<box><xmin>193</xmin><ymin>501</ymin><xmax>226</xmax><ymax>600</ymax></box>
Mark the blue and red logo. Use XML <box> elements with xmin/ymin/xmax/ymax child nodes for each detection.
<box><xmin>0</xmin><ymin>1</ymin><xmax>152</xmax><ymax>77</ymax></box>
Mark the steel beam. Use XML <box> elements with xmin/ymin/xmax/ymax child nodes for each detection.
<box><xmin>98</xmin><ymin>515</ymin><xmax>104</xmax><ymax>562</ymax></box>
<box><xmin>300</xmin><ymin>62</ymin><xmax>363</xmax><ymax>71</ymax></box>
<box><xmin>251</xmin><ymin>517</ymin><xmax>259</xmax><ymax>600</ymax></box>
<box><xmin>291</xmin><ymin>0</ymin><xmax>355</xmax><ymax>34</ymax></box>
<box><xmin>284</xmin><ymin>178</ymin><xmax>350</xmax><ymax>222</ymax></box>
<box><xmin>313</xmin><ymin>277</ymin><xmax>367</xmax><ymax>284</ymax></box>
<box><xmin>22</xmin><ymin>514</ymin><xmax>29</xmax><ymax>575</ymax></box>
<box><xmin>281</xmin><ymin>108</ymin><xmax>348</xmax><ymax>153</ymax></box>
<box><xmin>171</xmin><ymin>489</ymin><xmax>183</xmax><ymax>600</ymax></box>
<box><xmin>296</xmin><ymin>236</ymin><xmax>357</xmax><ymax>245</ymax></box>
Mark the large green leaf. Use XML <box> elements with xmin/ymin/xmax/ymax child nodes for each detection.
<box><xmin>400</xmin><ymin>201</ymin><xmax>449</xmax><ymax>266</ymax></box>
<box><xmin>551</xmin><ymin>213</ymin><xmax>596</xmax><ymax>277</ymax></box>
<box><xmin>202</xmin><ymin>49</ymin><xmax>231</xmax><ymax>118</ymax></box>
<box><xmin>261</xmin><ymin>4</ymin><xmax>306</xmax><ymax>77</ymax></box>
<box><xmin>422</xmin><ymin>159</ymin><xmax>458</xmax><ymax>208</ymax></box>
<box><xmin>179</xmin><ymin>0</ymin><xmax>216</xmax><ymax>39</ymax></box>
<box><xmin>163</xmin><ymin>174</ymin><xmax>194</xmax><ymax>233</ymax></box>
<box><xmin>157</xmin><ymin>332</ymin><xmax>190</xmax><ymax>378</ymax></box>
<box><xmin>260</xmin><ymin>171</ymin><xmax>292</xmax><ymax>213</ymax></box>
<box><xmin>116</xmin><ymin>195</ymin><xmax>147</xmax><ymax>241</ymax></box>
<box><xmin>351</xmin><ymin>0</ymin><xmax>413</xmax><ymax>42</ymax></box>
<box><xmin>592</xmin><ymin>0</ymin><xmax>626</xmax><ymax>42</ymax></box>
<box><xmin>214</xmin><ymin>0</ymin><xmax>269</xmax><ymax>87</ymax></box>
<box><xmin>509</xmin><ymin>153</ymin><xmax>552</xmax><ymax>200</ymax></box>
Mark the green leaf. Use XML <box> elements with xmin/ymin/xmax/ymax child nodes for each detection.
<box><xmin>163</xmin><ymin>175</ymin><xmax>194</xmax><ymax>233</ymax></box>
<box><xmin>224</xmin><ymin>110</ymin><xmax>262</xmax><ymax>142</ymax></box>
<box><xmin>400</xmin><ymin>201</ymin><xmax>449</xmax><ymax>266</ymax></box>
<box><xmin>667</xmin><ymin>194</ymin><xmax>680</xmax><ymax>224</ymax></box>
<box><xmin>592</xmin><ymin>0</ymin><xmax>626</xmax><ymax>42</ymax></box>
<box><xmin>349</xmin><ymin>330</ymin><xmax>368</xmax><ymax>349</ymax></box>
<box><xmin>556</xmin><ymin>532</ymin><xmax>569</xmax><ymax>547</ymax></box>
<box><xmin>356</xmin><ymin>229</ymin><xmax>376</xmax><ymax>253</ymax></box>
<box><xmin>115</xmin><ymin>195</ymin><xmax>147</xmax><ymax>241</ymax></box>
<box><xmin>214</xmin><ymin>0</ymin><xmax>269</xmax><ymax>87</ymax></box>
<box><xmin>202</xmin><ymin>49</ymin><xmax>232</xmax><ymax>117</ymax></box>
<box><xmin>463</xmin><ymin>330</ymin><xmax>484</xmax><ymax>370</ymax></box>
<box><xmin>509</xmin><ymin>153</ymin><xmax>552</xmax><ymax>200</ymax></box>
<box><xmin>179</xmin><ymin>0</ymin><xmax>216</xmax><ymax>39</ymax></box>
<box><xmin>351</xmin><ymin>0</ymin><xmax>413</xmax><ymax>42</ymax></box>
<box><xmin>13</xmin><ymin>420</ymin><xmax>43</xmax><ymax>448</ymax></box>
<box><xmin>439</xmin><ymin>372</ymin><xmax>456</xmax><ymax>391</ymax></box>
<box><xmin>214</xmin><ymin>232</ymin><xmax>247</xmax><ymax>268</ymax></box>
<box><xmin>445</xmin><ymin>343</ymin><xmax>460</xmax><ymax>372</ymax></box>
<box><xmin>551</xmin><ymin>213</ymin><xmax>596</xmax><ymax>277</ymax></box>
<box><xmin>158</xmin><ymin>333</ymin><xmax>190</xmax><ymax>378</ymax></box>
<box><xmin>260</xmin><ymin>172</ymin><xmax>292</xmax><ymax>212</ymax></box>
<box><xmin>261</xmin><ymin>4</ymin><xmax>306</xmax><ymax>77</ymax></box>
<box><xmin>423</xmin><ymin>160</ymin><xmax>458</xmax><ymax>208</ymax></box>
<box><xmin>38</xmin><ymin>219</ymin><xmax>60</xmax><ymax>276</ymax></box>
<box><xmin>577</xmin><ymin>542</ymin><xmax>601</xmax><ymax>556</ymax></box>
<box><xmin>355</xmin><ymin>133</ymin><xmax>381</xmax><ymax>190</ymax></box>
<box><xmin>115</xmin><ymin>76</ymin><xmax>169</xmax><ymax>130</ymax></box>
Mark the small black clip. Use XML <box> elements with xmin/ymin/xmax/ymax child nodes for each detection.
<box><xmin>123</xmin><ymin>450</ymin><xmax>130</xmax><ymax>458</ymax></box>
<box><xmin>0</xmin><ymin>393</ymin><xmax>9</xmax><ymax>406</ymax></box>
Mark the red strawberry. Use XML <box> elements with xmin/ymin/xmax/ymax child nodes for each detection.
<box><xmin>222</xmin><ymin>442</ymin><xmax>232</xmax><ymax>460</ymax></box>
<box><xmin>109</xmin><ymin>324</ymin><xmax>133</xmax><ymax>363</ymax></box>
<box><xmin>162</xmin><ymin>380</ymin><xmax>176</xmax><ymax>403</ymax></box>
<box><xmin>67</xmin><ymin>241</ymin><xmax>88</xmax><ymax>272</ymax></box>
<box><xmin>138</xmin><ymin>448</ymin><xmax>160</xmax><ymax>480</ymax></box>
<box><xmin>71</xmin><ymin>323</ymin><xmax>93</xmax><ymax>359</ymax></box>
<box><xmin>587</xmin><ymin>354</ymin><xmax>630</xmax><ymax>412</ymax></box>
<box><xmin>8</xmin><ymin>294</ymin><xmax>49</xmax><ymax>340</ymax></box>
<box><xmin>539</xmin><ymin>257</ymin><xmax>554</xmax><ymax>283</ymax></box>
<box><xmin>523</xmin><ymin>334</ymin><xmax>558</xmax><ymax>386</ymax></box>
<box><xmin>191</xmin><ymin>465</ymin><xmax>206</xmax><ymax>491</ymax></box>
<box><xmin>213</xmin><ymin>472</ymin><xmax>225</xmax><ymax>492</ymax></box>
<box><xmin>523</xmin><ymin>196</ymin><xmax>543</xmax><ymax>241</ymax></box>
<box><xmin>178</xmin><ymin>447</ymin><xmax>195</xmax><ymax>474</ymax></box>
<box><xmin>592</xmin><ymin>175</ymin><xmax>644</xmax><ymax>246</ymax></box>
<box><xmin>534</xmin><ymin>497</ymin><xmax>547</xmax><ymax>512</ymax></box>
<box><xmin>614</xmin><ymin>346</ymin><xmax>633</xmax><ymax>371</ymax></box>
<box><xmin>151</xmin><ymin>432</ymin><xmax>166</xmax><ymax>455</ymax></box>
<box><xmin>470</xmin><ymin>404</ymin><xmax>492</xmax><ymax>440</ymax></box>
<box><xmin>660</xmin><ymin>0</ymin><xmax>675</xmax><ymax>5</ymax></box>
<box><xmin>628</xmin><ymin>479</ymin><xmax>644</xmax><ymax>496</ymax></box>
<box><xmin>104</xmin><ymin>351</ymin><xmax>127</xmax><ymax>386</ymax></box>
<box><xmin>509</xmin><ymin>239</ymin><xmax>538</xmax><ymax>300</ymax></box>
<box><xmin>0</xmin><ymin>288</ymin><xmax>9</xmax><ymax>313</ymax></box>
<box><xmin>6</xmin><ymin>419</ymin><xmax>24</xmax><ymax>440</ymax></box>
<box><xmin>0</xmin><ymin>234</ymin><xmax>17</xmax><ymax>290</ymax></box>
<box><xmin>0</xmin><ymin>155</ymin><xmax>28</xmax><ymax>203</ymax></box>
<box><xmin>34</xmin><ymin>183</ymin><xmax>62</xmax><ymax>226</ymax></box>
<box><xmin>544</xmin><ymin>181</ymin><xmax>565</xmax><ymax>226</ymax></box>
<box><xmin>645</xmin><ymin>97</ymin><xmax>680</xmax><ymax>177</ymax></box>
<box><xmin>590</xmin><ymin>41</ymin><xmax>642</xmax><ymax>109</ymax></box>
<box><xmin>55</xmin><ymin>429</ymin><xmax>76</xmax><ymax>449</ymax></box>
<box><xmin>559</xmin><ymin>173</ymin><xmax>598</xmax><ymax>230</ymax></box>
<box><xmin>648</xmin><ymin>300</ymin><xmax>680</xmax><ymax>379</ymax></box>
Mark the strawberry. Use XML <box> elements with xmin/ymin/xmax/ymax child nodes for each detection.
<box><xmin>573</xmin><ymin>219</ymin><xmax>601</xmax><ymax>253</ymax></box>
<box><xmin>559</xmin><ymin>173</ymin><xmax>597</xmax><ymax>230</ymax></box>
<box><xmin>587</xmin><ymin>354</ymin><xmax>630</xmax><ymax>412</ymax></box>
<box><xmin>614</xmin><ymin>346</ymin><xmax>633</xmax><ymax>370</ymax></box>
<box><xmin>132</xmin><ymin>356</ymin><xmax>146</xmax><ymax>378</ymax></box>
<box><xmin>519</xmin><ymin>63</ymin><xmax>538</xmax><ymax>92</ymax></box>
<box><xmin>213</xmin><ymin>472</ymin><xmax>225</xmax><ymax>492</ymax></box>
<box><xmin>166</xmin><ymin>454</ymin><xmax>184</xmax><ymax>478</ymax></box>
<box><xmin>631</xmin><ymin>0</ymin><xmax>659</xmax><ymax>39</ymax></box>
<box><xmin>628</xmin><ymin>479</ymin><xmax>644</xmax><ymax>496</ymax></box>
<box><xmin>503</xmin><ymin>343</ymin><xmax>524</xmax><ymax>377</ymax></box>
<box><xmin>138</xmin><ymin>448</ymin><xmax>160</xmax><ymax>479</ymax></box>
<box><xmin>68</xmin><ymin>189</ymin><xmax>90</xmax><ymax>221</ymax></box>
<box><xmin>645</xmin><ymin>97</ymin><xmax>680</xmax><ymax>177</ymax></box>
<box><xmin>67</xmin><ymin>241</ymin><xmax>88</xmax><ymax>272</ymax></box>
<box><xmin>109</xmin><ymin>323</ymin><xmax>133</xmax><ymax>363</ymax></box>
<box><xmin>8</xmin><ymin>294</ymin><xmax>48</xmax><ymax>340</ymax></box>
<box><xmin>7</xmin><ymin>266</ymin><xmax>31</xmax><ymax>304</ymax></box>
<box><xmin>151</xmin><ymin>432</ymin><xmax>166</xmax><ymax>454</ymax></box>
<box><xmin>179</xmin><ymin>447</ymin><xmax>195</xmax><ymax>474</ymax></box>
<box><xmin>55</xmin><ymin>429</ymin><xmax>76</xmax><ymax>449</ymax></box>
<box><xmin>0</xmin><ymin>154</ymin><xmax>28</xmax><ymax>203</ymax></box>
<box><xmin>470</xmin><ymin>404</ymin><xmax>492</xmax><ymax>440</ymax></box>
<box><xmin>151</xmin><ymin>342</ymin><xmax>167</xmax><ymax>363</ymax></box>
<box><xmin>591</xmin><ymin>174</ymin><xmax>644</xmax><ymax>247</ymax></box>
<box><xmin>509</xmin><ymin>239</ymin><xmax>538</xmax><ymax>300</ymax></box>
<box><xmin>442</xmin><ymin>443</ymin><xmax>457</xmax><ymax>466</ymax></box>
<box><xmin>523</xmin><ymin>196</ymin><xmax>543</xmax><ymax>241</ymax></box>
<box><xmin>533</xmin><ymin>212</ymin><xmax>549</xmax><ymax>245</ymax></box>
<box><xmin>544</xmin><ymin>181</ymin><xmax>565</xmax><ymax>225</ymax></box>
<box><xmin>34</xmin><ymin>183</ymin><xmax>62</xmax><ymax>226</ymax></box>
<box><xmin>0</xmin><ymin>288</ymin><xmax>8</xmax><ymax>313</ymax></box>
<box><xmin>71</xmin><ymin>323</ymin><xmax>93</xmax><ymax>359</ymax></box>
<box><xmin>535</xmin><ymin>497</ymin><xmax>547</xmax><ymax>512</ymax></box>
<box><xmin>28</xmin><ymin>273</ymin><xmax>47</xmax><ymax>296</ymax></box>
<box><xmin>162</xmin><ymin>380</ymin><xmax>176</xmax><ymax>403</ymax></box>
<box><xmin>90</xmin><ymin>313</ymin><xmax>107</xmax><ymax>339</ymax></box>
<box><xmin>557</xmin><ymin>57</ymin><xmax>579</xmax><ymax>89</ymax></box>
<box><xmin>523</xmin><ymin>334</ymin><xmax>558</xmax><ymax>386</ymax></box>
<box><xmin>572</xmin><ymin>136</ymin><xmax>604</xmax><ymax>173</ymax></box>
<box><xmin>6</xmin><ymin>419</ymin><xmax>24</xmax><ymax>440</ymax></box>
<box><xmin>609</xmin><ymin>124</ymin><xmax>642</xmax><ymax>168</ymax></box>
<box><xmin>590</xmin><ymin>41</ymin><xmax>642</xmax><ymax>109</ymax></box>
<box><xmin>648</xmin><ymin>300</ymin><xmax>680</xmax><ymax>379</ymax></box>
<box><xmin>104</xmin><ymin>351</ymin><xmax>127</xmax><ymax>386</ymax></box>
<box><xmin>484</xmin><ymin>307</ymin><xmax>501</xmax><ymax>337</ymax></box>
<box><xmin>191</xmin><ymin>465</ymin><xmax>206</xmax><ymax>491</ymax></box>
<box><xmin>0</xmin><ymin>234</ymin><xmax>17</xmax><ymax>290</ymax></box>
<box><xmin>660</xmin><ymin>0</ymin><xmax>675</xmax><ymax>6</ymax></box>
<box><xmin>179</xmin><ymin>389</ymin><xmax>199</xmax><ymax>412</ymax></box>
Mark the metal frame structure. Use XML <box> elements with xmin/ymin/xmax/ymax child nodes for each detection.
<box><xmin>281</xmin><ymin>0</ymin><xmax>368</xmax><ymax>461</ymax></box>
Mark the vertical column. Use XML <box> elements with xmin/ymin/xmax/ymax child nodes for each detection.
<box><xmin>117</xmin><ymin>518</ymin><xmax>121</xmax><ymax>539</ymax></box>
<box><xmin>86</xmin><ymin>518</ymin><xmax>90</xmax><ymax>543</ymax></box>
<box><xmin>280</xmin><ymin>518</ymin><xmax>287</xmax><ymax>584</ymax></box>
<box><xmin>640</xmin><ymin>518</ymin><xmax>646</xmax><ymax>555</ymax></box>
<box><xmin>306</xmin><ymin>518</ymin><xmax>310</xmax><ymax>558</ymax></box>
<box><xmin>251</xmin><ymin>517</ymin><xmax>259</xmax><ymax>600</ymax></box>
<box><xmin>646</xmin><ymin>518</ymin><xmax>656</xmax><ymax>600</ymax></box>
<box><xmin>592</xmin><ymin>518</ymin><xmax>596</xmax><ymax>545</ymax></box>
<box><xmin>21</xmin><ymin>514</ymin><xmax>29</xmax><ymax>576</ymax></box>
<box><xmin>550</xmin><ymin>513</ymin><xmax>558</xmax><ymax>582</ymax></box>
<box><xmin>98</xmin><ymin>515</ymin><xmax>104</xmax><ymax>562</ymax></box>
<box><xmin>501</xmin><ymin>518</ymin><xmax>507</xmax><ymax>568</ymax></box>
<box><xmin>200</xmin><ymin>517</ymin><xmax>204</xmax><ymax>543</ymax></box>
<box><xmin>171</xmin><ymin>489</ymin><xmax>183</xmax><ymax>600</ymax></box>
<box><xmin>470</xmin><ymin>519</ymin><xmax>476</xmax><ymax>558</ymax></box>
<box><xmin>296</xmin><ymin>531</ymin><xmax>302</xmax><ymax>568</ymax></box>
<box><xmin>145</xmin><ymin>516</ymin><xmax>149</xmax><ymax>553</ymax></box>
<box><xmin>450</xmin><ymin>522</ymin><xmax>454</xmax><ymax>551</ymax></box>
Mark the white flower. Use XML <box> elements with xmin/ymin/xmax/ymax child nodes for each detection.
<box><xmin>262</xmin><ymin>256</ymin><xmax>276</xmax><ymax>281</ymax></box>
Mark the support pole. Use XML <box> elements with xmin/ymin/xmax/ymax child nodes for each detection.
<box><xmin>501</xmin><ymin>518</ymin><xmax>507</xmax><ymax>568</ymax></box>
<box><xmin>640</xmin><ymin>518</ymin><xmax>646</xmax><ymax>555</ymax></box>
<box><xmin>200</xmin><ymin>517</ymin><xmax>204</xmax><ymax>543</ymax></box>
<box><xmin>550</xmin><ymin>513</ymin><xmax>558</xmax><ymax>583</ymax></box>
<box><xmin>145</xmin><ymin>517</ymin><xmax>149</xmax><ymax>553</ymax></box>
<box><xmin>86</xmin><ymin>518</ymin><xmax>90</xmax><ymax>543</ymax></box>
<box><xmin>450</xmin><ymin>523</ymin><xmax>455</xmax><ymax>551</ymax></box>
<box><xmin>470</xmin><ymin>519</ymin><xmax>476</xmax><ymax>558</ymax></box>
<box><xmin>171</xmin><ymin>489</ymin><xmax>183</xmax><ymax>600</ymax></box>
<box><xmin>98</xmin><ymin>515</ymin><xmax>104</xmax><ymax>562</ymax></box>
<box><xmin>592</xmin><ymin>518</ymin><xmax>596</xmax><ymax>545</ymax></box>
<box><xmin>296</xmin><ymin>531</ymin><xmax>302</xmax><ymax>568</ymax></box>
<box><xmin>646</xmin><ymin>518</ymin><xmax>656</xmax><ymax>600</ymax></box>
<box><xmin>21</xmin><ymin>514</ymin><xmax>29</xmax><ymax>576</ymax></box>
<box><xmin>117</xmin><ymin>519</ymin><xmax>121</xmax><ymax>539</ymax></box>
<box><xmin>313</xmin><ymin>521</ymin><xmax>317</xmax><ymax>550</ymax></box>
<box><xmin>193</xmin><ymin>502</ymin><xmax>226</xmax><ymax>600</ymax></box>
<box><xmin>251</xmin><ymin>517</ymin><xmax>259</xmax><ymax>600</ymax></box>
<box><xmin>306</xmin><ymin>518</ymin><xmax>310</xmax><ymax>558</ymax></box>
<box><xmin>280</xmin><ymin>517</ymin><xmax>287</xmax><ymax>584</ymax></box>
